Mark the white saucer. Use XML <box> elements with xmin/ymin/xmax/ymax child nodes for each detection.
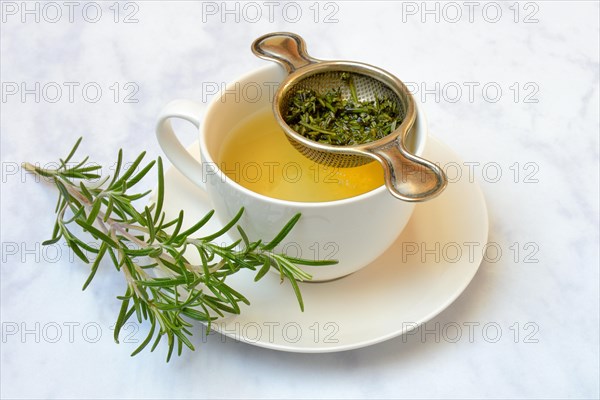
<box><xmin>158</xmin><ymin>137</ymin><xmax>488</xmax><ymax>353</ymax></box>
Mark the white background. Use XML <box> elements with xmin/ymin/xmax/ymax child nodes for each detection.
<box><xmin>1</xmin><ymin>1</ymin><xmax>599</xmax><ymax>399</ymax></box>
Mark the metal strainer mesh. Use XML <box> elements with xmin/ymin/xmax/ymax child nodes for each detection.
<box><xmin>277</xmin><ymin>70</ymin><xmax>407</xmax><ymax>168</ymax></box>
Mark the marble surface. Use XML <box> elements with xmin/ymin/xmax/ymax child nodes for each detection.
<box><xmin>1</xmin><ymin>1</ymin><xmax>598</xmax><ymax>398</ymax></box>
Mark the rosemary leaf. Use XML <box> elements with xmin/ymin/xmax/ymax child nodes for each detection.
<box><xmin>27</xmin><ymin>138</ymin><xmax>338</xmax><ymax>361</ymax></box>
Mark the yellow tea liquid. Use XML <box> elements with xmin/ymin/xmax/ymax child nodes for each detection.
<box><xmin>218</xmin><ymin>108</ymin><xmax>384</xmax><ymax>202</ymax></box>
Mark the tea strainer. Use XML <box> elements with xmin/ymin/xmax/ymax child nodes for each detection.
<box><xmin>251</xmin><ymin>32</ymin><xmax>447</xmax><ymax>202</ymax></box>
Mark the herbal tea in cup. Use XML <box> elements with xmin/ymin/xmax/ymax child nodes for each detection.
<box><xmin>156</xmin><ymin>64</ymin><xmax>430</xmax><ymax>281</ymax></box>
<box><xmin>218</xmin><ymin>108</ymin><xmax>384</xmax><ymax>202</ymax></box>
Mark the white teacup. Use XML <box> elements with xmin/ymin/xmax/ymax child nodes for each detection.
<box><xmin>156</xmin><ymin>64</ymin><xmax>428</xmax><ymax>281</ymax></box>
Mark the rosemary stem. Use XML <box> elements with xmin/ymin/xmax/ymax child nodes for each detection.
<box><xmin>30</xmin><ymin>137</ymin><xmax>336</xmax><ymax>359</ymax></box>
<box><xmin>30</xmin><ymin>162</ymin><xmax>205</xmax><ymax>278</ymax></box>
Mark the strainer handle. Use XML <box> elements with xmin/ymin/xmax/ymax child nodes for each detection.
<box><xmin>371</xmin><ymin>141</ymin><xmax>448</xmax><ymax>202</ymax></box>
<box><xmin>251</xmin><ymin>32</ymin><xmax>318</xmax><ymax>73</ymax></box>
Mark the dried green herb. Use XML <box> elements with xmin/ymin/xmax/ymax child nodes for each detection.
<box><xmin>284</xmin><ymin>74</ymin><xmax>403</xmax><ymax>146</ymax></box>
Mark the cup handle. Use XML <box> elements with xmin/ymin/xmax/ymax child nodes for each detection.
<box><xmin>156</xmin><ymin>99</ymin><xmax>206</xmax><ymax>189</ymax></box>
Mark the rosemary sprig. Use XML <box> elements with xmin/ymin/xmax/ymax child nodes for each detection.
<box><xmin>285</xmin><ymin>73</ymin><xmax>403</xmax><ymax>146</ymax></box>
<box><xmin>24</xmin><ymin>138</ymin><xmax>337</xmax><ymax>361</ymax></box>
